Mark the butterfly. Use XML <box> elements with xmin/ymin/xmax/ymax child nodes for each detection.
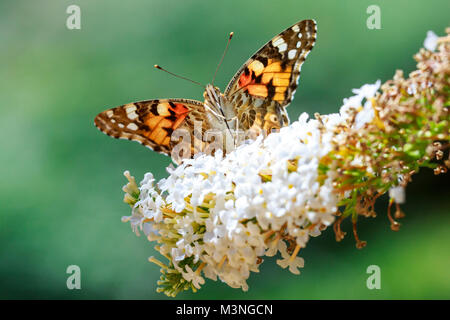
<box><xmin>94</xmin><ymin>19</ymin><xmax>317</xmax><ymax>164</ymax></box>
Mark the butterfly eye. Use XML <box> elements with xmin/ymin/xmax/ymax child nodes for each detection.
<box><xmin>270</xmin><ymin>115</ymin><xmax>278</xmax><ymax>123</ymax></box>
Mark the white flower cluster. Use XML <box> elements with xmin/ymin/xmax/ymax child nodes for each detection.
<box><xmin>123</xmin><ymin>81</ymin><xmax>381</xmax><ymax>293</ymax></box>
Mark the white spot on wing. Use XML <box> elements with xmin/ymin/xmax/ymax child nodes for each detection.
<box><xmin>125</xmin><ymin>104</ymin><xmax>137</xmax><ymax>113</ymax></box>
<box><xmin>272</xmin><ymin>36</ymin><xmax>284</xmax><ymax>47</ymax></box>
<box><xmin>296</xmin><ymin>41</ymin><xmax>302</xmax><ymax>48</ymax></box>
<box><xmin>288</xmin><ymin>49</ymin><xmax>297</xmax><ymax>59</ymax></box>
<box><xmin>278</xmin><ymin>43</ymin><xmax>287</xmax><ymax>53</ymax></box>
<box><xmin>106</xmin><ymin>110</ymin><xmax>113</xmax><ymax>118</ymax></box>
<box><xmin>127</xmin><ymin>123</ymin><xmax>138</xmax><ymax>131</ymax></box>
<box><xmin>298</xmin><ymin>33</ymin><xmax>303</xmax><ymax>39</ymax></box>
<box><xmin>127</xmin><ymin>111</ymin><xmax>138</xmax><ymax>120</ymax></box>
<box><xmin>291</xmin><ymin>25</ymin><xmax>300</xmax><ymax>32</ymax></box>
<box><xmin>118</xmin><ymin>123</ymin><xmax>124</xmax><ymax>128</ymax></box>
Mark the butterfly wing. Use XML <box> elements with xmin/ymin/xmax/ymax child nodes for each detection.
<box><xmin>94</xmin><ymin>99</ymin><xmax>211</xmax><ymax>163</ymax></box>
<box><xmin>224</xmin><ymin>19</ymin><xmax>317</xmax><ymax>135</ymax></box>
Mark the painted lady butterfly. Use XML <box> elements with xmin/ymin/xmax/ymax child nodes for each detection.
<box><xmin>94</xmin><ymin>19</ymin><xmax>317</xmax><ymax>163</ymax></box>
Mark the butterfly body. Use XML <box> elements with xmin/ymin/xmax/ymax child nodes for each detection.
<box><xmin>94</xmin><ymin>19</ymin><xmax>317</xmax><ymax>163</ymax></box>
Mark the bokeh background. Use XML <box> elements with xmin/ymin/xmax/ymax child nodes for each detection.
<box><xmin>0</xmin><ymin>0</ymin><xmax>449</xmax><ymax>299</ymax></box>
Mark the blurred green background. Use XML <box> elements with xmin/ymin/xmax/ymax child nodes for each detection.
<box><xmin>0</xmin><ymin>0</ymin><xmax>449</xmax><ymax>299</ymax></box>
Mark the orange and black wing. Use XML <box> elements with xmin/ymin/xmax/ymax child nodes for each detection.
<box><xmin>223</xmin><ymin>20</ymin><xmax>317</xmax><ymax>135</ymax></box>
<box><xmin>225</xmin><ymin>19</ymin><xmax>317</xmax><ymax>107</ymax></box>
<box><xmin>94</xmin><ymin>99</ymin><xmax>210</xmax><ymax>163</ymax></box>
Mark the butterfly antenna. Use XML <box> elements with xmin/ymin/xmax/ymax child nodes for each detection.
<box><xmin>154</xmin><ymin>65</ymin><xmax>205</xmax><ymax>88</ymax></box>
<box><xmin>212</xmin><ymin>32</ymin><xmax>234</xmax><ymax>86</ymax></box>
